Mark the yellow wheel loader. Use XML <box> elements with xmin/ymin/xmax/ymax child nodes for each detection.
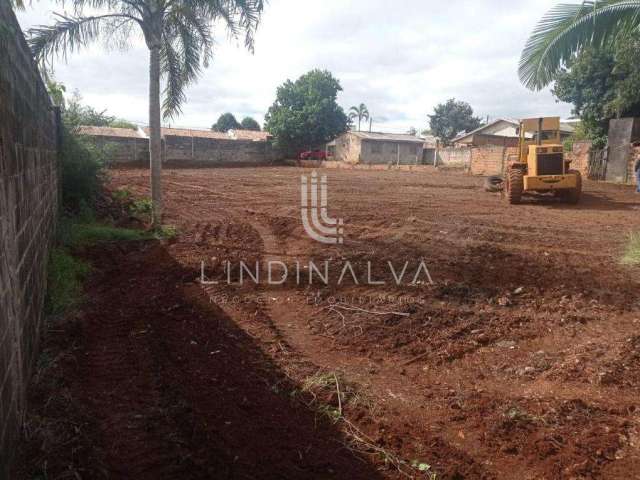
<box><xmin>506</xmin><ymin>117</ymin><xmax>581</xmax><ymax>204</ymax></box>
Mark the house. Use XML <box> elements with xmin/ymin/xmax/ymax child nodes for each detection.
<box><xmin>79</xmin><ymin>126</ymin><xmax>275</xmax><ymax>165</ymax></box>
<box><xmin>452</xmin><ymin>118</ymin><xmax>575</xmax><ymax>147</ymax></box>
<box><xmin>330</xmin><ymin>131</ymin><xmax>425</xmax><ymax>165</ymax></box>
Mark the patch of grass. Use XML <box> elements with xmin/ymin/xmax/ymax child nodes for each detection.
<box><xmin>622</xmin><ymin>233</ymin><xmax>640</xmax><ymax>265</ymax></box>
<box><xmin>45</xmin><ymin>248</ymin><xmax>90</xmax><ymax>315</ymax></box>
<box><xmin>65</xmin><ymin>222</ymin><xmax>153</xmax><ymax>248</ymax></box>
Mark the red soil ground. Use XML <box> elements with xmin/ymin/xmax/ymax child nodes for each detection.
<box><xmin>17</xmin><ymin>167</ymin><xmax>640</xmax><ymax>479</ymax></box>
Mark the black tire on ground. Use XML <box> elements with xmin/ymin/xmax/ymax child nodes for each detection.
<box><xmin>507</xmin><ymin>168</ymin><xmax>524</xmax><ymax>204</ymax></box>
<box><xmin>565</xmin><ymin>169</ymin><xmax>582</xmax><ymax>204</ymax></box>
<box><xmin>484</xmin><ymin>175</ymin><xmax>504</xmax><ymax>192</ymax></box>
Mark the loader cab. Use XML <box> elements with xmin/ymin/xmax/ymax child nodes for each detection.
<box><xmin>517</xmin><ymin>117</ymin><xmax>565</xmax><ymax>176</ymax></box>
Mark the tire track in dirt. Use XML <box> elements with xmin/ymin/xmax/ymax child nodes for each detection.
<box><xmin>78</xmin><ymin>243</ymin><xmax>208</xmax><ymax>479</ymax></box>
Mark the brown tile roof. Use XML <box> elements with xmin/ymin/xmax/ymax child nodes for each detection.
<box><xmin>230</xmin><ymin>129</ymin><xmax>271</xmax><ymax>141</ymax></box>
<box><xmin>77</xmin><ymin>125</ymin><xmax>144</xmax><ymax>138</ymax></box>
<box><xmin>142</xmin><ymin>127</ymin><xmax>271</xmax><ymax>141</ymax></box>
<box><xmin>144</xmin><ymin>127</ymin><xmax>229</xmax><ymax>139</ymax></box>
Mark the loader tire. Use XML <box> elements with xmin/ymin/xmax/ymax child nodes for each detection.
<box><xmin>565</xmin><ymin>170</ymin><xmax>582</xmax><ymax>204</ymax></box>
<box><xmin>507</xmin><ymin>168</ymin><xmax>524</xmax><ymax>204</ymax></box>
<box><xmin>484</xmin><ymin>175</ymin><xmax>504</xmax><ymax>192</ymax></box>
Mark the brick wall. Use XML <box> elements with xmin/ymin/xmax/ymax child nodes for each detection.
<box><xmin>469</xmin><ymin>146</ymin><xmax>517</xmax><ymax>176</ymax></box>
<box><xmin>566</xmin><ymin>141</ymin><xmax>591</xmax><ymax>176</ymax></box>
<box><xmin>0</xmin><ymin>3</ymin><xmax>59</xmax><ymax>477</ymax></box>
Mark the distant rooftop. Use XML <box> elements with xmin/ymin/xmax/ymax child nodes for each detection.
<box><xmin>349</xmin><ymin>131</ymin><xmax>426</xmax><ymax>144</ymax></box>
<box><xmin>77</xmin><ymin>126</ymin><xmax>145</xmax><ymax>138</ymax></box>
<box><xmin>79</xmin><ymin>125</ymin><xmax>271</xmax><ymax>141</ymax></box>
<box><xmin>144</xmin><ymin>127</ymin><xmax>271</xmax><ymax>141</ymax></box>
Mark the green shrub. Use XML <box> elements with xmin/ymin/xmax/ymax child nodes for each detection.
<box><xmin>112</xmin><ymin>188</ymin><xmax>132</xmax><ymax>202</ymax></box>
<box><xmin>129</xmin><ymin>198</ymin><xmax>153</xmax><ymax>220</ymax></box>
<box><xmin>59</xmin><ymin>126</ymin><xmax>107</xmax><ymax>212</ymax></box>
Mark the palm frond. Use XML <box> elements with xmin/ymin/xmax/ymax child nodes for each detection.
<box><xmin>29</xmin><ymin>13</ymin><xmax>136</xmax><ymax>61</ymax></box>
<box><xmin>160</xmin><ymin>40</ymin><xmax>186</xmax><ymax>119</ymax></box>
<box><xmin>196</xmin><ymin>0</ymin><xmax>264</xmax><ymax>52</ymax></box>
<box><xmin>519</xmin><ymin>0</ymin><xmax>640</xmax><ymax>90</ymax></box>
<box><xmin>11</xmin><ymin>0</ymin><xmax>27</xmax><ymax>10</ymax></box>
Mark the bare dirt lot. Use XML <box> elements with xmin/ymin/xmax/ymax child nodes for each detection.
<box><xmin>20</xmin><ymin>167</ymin><xmax>640</xmax><ymax>479</ymax></box>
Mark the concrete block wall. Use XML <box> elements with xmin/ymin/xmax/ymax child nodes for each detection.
<box><xmin>82</xmin><ymin>134</ymin><xmax>277</xmax><ymax>166</ymax></box>
<box><xmin>436</xmin><ymin>148</ymin><xmax>471</xmax><ymax>169</ymax></box>
<box><xmin>164</xmin><ymin>136</ymin><xmax>275</xmax><ymax>166</ymax></box>
<box><xmin>0</xmin><ymin>3</ymin><xmax>59</xmax><ymax>477</ymax></box>
<box><xmin>88</xmin><ymin>136</ymin><xmax>149</xmax><ymax>164</ymax></box>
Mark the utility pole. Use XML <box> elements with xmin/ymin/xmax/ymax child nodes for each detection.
<box><xmin>369</xmin><ymin>117</ymin><xmax>372</xmax><ymax>132</ymax></box>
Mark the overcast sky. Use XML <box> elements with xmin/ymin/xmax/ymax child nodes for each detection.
<box><xmin>17</xmin><ymin>0</ymin><xmax>573</xmax><ymax>133</ymax></box>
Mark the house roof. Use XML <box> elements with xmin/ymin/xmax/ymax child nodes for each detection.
<box><xmin>142</xmin><ymin>127</ymin><xmax>271</xmax><ymax>141</ymax></box>
<box><xmin>453</xmin><ymin>118</ymin><xmax>575</xmax><ymax>143</ymax></box>
<box><xmin>349</xmin><ymin>131</ymin><xmax>426</xmax><ymax>144</ymax></box>
<box><xmin>77</xmin><ymin>126</ymin><xmax>146</xmax><ymax>138</ymax></box>
<box><xmin>147</xmin><ymin>127</ymin><xmax>229</xmax><ymax>139</ymax></box>
<box><xmin>229</xmin><ymin>129</ymin><xmax>272</xmax><ymax>141</ymax></box>
<box><xmin>452</xmin><ymin>119</ymin><xmax>518</xmax><ymax>143</ymax></box>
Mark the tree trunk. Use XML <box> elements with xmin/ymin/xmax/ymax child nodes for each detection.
<box><xmin>149</xmin><ymin>45</ymin><xmax>162</xmax><ymax>227</ymax></box>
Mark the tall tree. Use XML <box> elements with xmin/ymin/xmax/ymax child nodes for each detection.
<box><xmin>30</xmin><ymin>0</ymin><xmax>264</xmax><ymax>226</ymax></box>
<box><xmin>240</xmin><ymin>116</ymin><xmax>261</xmax><ymax>131</ymax></box>
<box><xmin>551</xmin><ymin>33</ymin><xmax>640</xmax><ymax>147</ymax></box>
<box><xmin>428</xmin><ymin>99</ymin><xmax>483</xmax><ymax>145</ymax></box>
<box><xmin>264</xmin><ymin>70</ymin><xmax>348</xmax><ymax>156</ymax></box>
<box><xmin>349</xmin><ymin>103</ymin><xmax>369</xmax><ymax>131</ymax></box>
<box><xmin>519</xmin><ymin>1</ymin><xmax>640</xmax><ymax>90</ymax></box>
<box><xmin>212</xmin><ymin>112</ymin><xmax>241</xmax><ymax>132</ymax></box>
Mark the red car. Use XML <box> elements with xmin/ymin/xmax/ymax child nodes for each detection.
<box><xmin>299</xmin><ymin>150</ymin><xmax>327</xmax><ymax>160</ymax></box>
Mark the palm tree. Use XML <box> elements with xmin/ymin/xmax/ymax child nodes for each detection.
<box><xmin>519</xmin><ymin>0</ymin><xmax>640</xmax><ymax>90</ymax></box>
<box><xmin>29</xmin><ymin>0</ymin><xmax>264</xmax><ymax>226</ymax></box>
<box><xmin>349</xmin><ymin>103</ymin><xmax>370</xmax><ymax>131</ymax></box>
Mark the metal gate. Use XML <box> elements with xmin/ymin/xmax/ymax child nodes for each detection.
<box><xmin>588</xmin><ymin>148</ymin><xmax>607</xmax><ymax>181</ymax></box>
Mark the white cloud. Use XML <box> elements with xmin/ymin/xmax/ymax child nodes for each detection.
<box><xmin>16</xmin><ymin>0</ymin><xmax>573</xmax><ymax>133</ymax></box>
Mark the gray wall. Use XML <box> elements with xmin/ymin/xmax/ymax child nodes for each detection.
<box><xmin>164</xmin><ymin>135</ymin><xmax>276</xmax><ymax>166</ymax></box>
<box><xmin>0</xmin><ymin>3</ymin><xmax>59</xmax><ymax>477</ymax></box>
<box><xmin>85</xmin><ymin>135</ymin><xmax>149</xmax><ymax>164</ymax></box>
<box><xmin>436</xmin><ymin>147</ymin><xmax>472</xmax><ymax>169</ymax></box>
<box><xmin>82</xmin><ymin>134</ymin><xmax>279</xmax><ymax>166</ymax></box>
<box><xmin>606</xmin><ymin>118</ymin><xmax>640</xmax><ymax>183</ymax></box>
<box><xmin>359</xmin><ymin>140</ymin><xmax>423</xmax><ymax>165</ymax></box>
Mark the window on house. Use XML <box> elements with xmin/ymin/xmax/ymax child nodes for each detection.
<box><xmin>371</xmin><ymin>142</ymin><xmax>382</xmax><ymax>154</ymax></box>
